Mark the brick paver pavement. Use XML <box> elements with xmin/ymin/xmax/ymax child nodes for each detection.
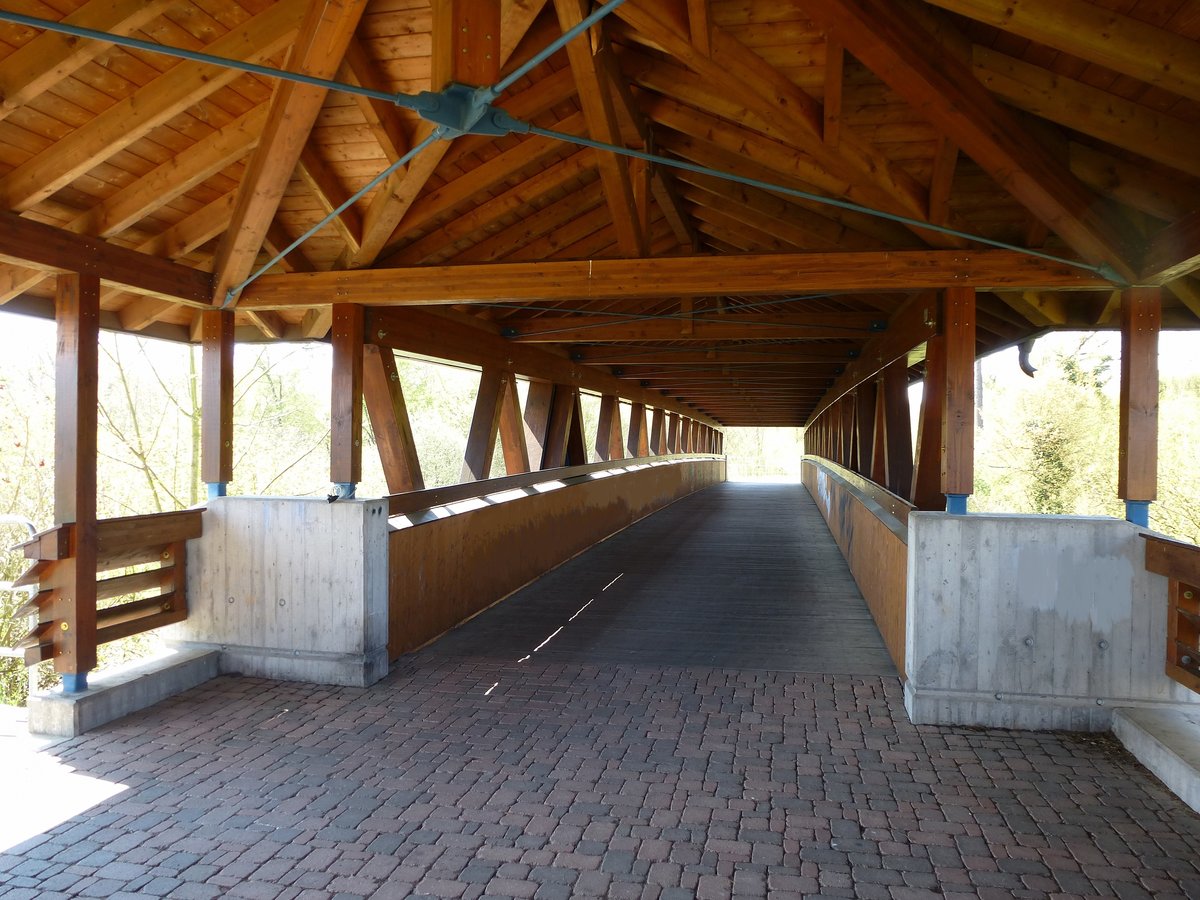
<box><xmin>2</xmin><ymin>484</ymin><xmax>1199</xmax><ymax>898</ymax></box>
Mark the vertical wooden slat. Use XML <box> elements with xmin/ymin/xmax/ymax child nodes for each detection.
<box><xmin>650</xmin><ymin>407</ymin><xmax>666</xmax><ymax>455</ymax></box>
<box><xmin>628</xmin><ymin>402</ymin><xmax>648</xmax><ymax>457</ymax></box>
<box><xmin>55</xmin><ymin>272</ymin><xmax>99</xmax><ymax>677</ymax></box>
<box><xmin>524</xmin><ymin>380</ymin><xmax>555</xmax><ymax>468</ymax></box>
<box><xmin>543</xmin><ymin>385</ymin><xmax>575</xmax><ymax>468</ymax></box>
<box><xmin>839</xmin><ymin>395</ymin><xmax>854</xmax><ymax>466</ymax></box>
<box><xmin>1118</xmin><ymin>286</ymin><xmax>1161</xmax><ymax>505</ymax></box>
<box><xmin>362</xmin><ymin>344</ymin><xmax>424</xmax><ymax>493</ymax></box>
<box><xmin>680</xmin><ymin>417</ymin><xmax>692</xmax><ymax>452</ymax></box>
<box><xmin>331</xmin><ymin>303</ymin><xmax>364</xmax><ymax>486</ymax></box>
<box><xmin>595</xmin><ymin>394</ymin><xmax>624</xmax><ymax>461</ymax></box>
<box><xmin>881</xmin><ymin>361</ymin><xmax>912</xmax><ymax>496</ymax></box>
<box><xmin>566</xmin><ymin>390</ymin><xmax>587</xmax><ymax>465</ymax></box>
<box><xmin>667</xmin><ymin>412</ymin><xmax>680</xmax><ymax>453</ymax></box>
<box><xmin>462</xmin><ymin>367</ymin><xmax>505</xmax><ymax>482</ymax></box>
<box><xmin>911</xmin><ymin>334</ymin><xmax>946</xmax><ymax>510</ymax></box>
<box><xmin>200</xmin><ymin>310</ymin><xmax>233</xmax><ymax>487</ymax></box>
<box><xmin>497</xmin><ymin>374</ymin><xmax>530</xmax><ymax>475</ymax></box>
<box><xmin>855</xmin><ymin>382</ymin><xmax>877</xmax><ymax>476</ymax></box>
<box><xmin>941</xmin><ymin>286</ymin><xmax>976</xmax><ymax>500</ymax></box>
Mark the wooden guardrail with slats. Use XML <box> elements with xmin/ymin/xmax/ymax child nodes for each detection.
<box><xmin>14</xmin><ymin>509</ymin><xmax>203</xmax><ymax>667</ymax></box>
<box><xmin>1144</xmin><ymin>533</ymin><xmax>1200</xmax><ymax>693</ymax></box>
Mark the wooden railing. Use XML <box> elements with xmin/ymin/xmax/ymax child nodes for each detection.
<box><xmin>14</xmin><ymin>509</ymin><xmax>203</xmax><ymax>668</ymax></box>
<box><xmin>1144</xmin><ymin>533</ymin><xmax>1200</xmax><ymax>693</ymax></box>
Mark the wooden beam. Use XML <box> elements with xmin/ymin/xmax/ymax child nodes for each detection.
<box><xmin>650</xmin><ymin>407</ymin><xmax>666</xmax><ymax>455</ymax></box>
<box><xmin>928</xmin><ymin>138</ymin><xmax>957</xmax><ymax>226</ymax></box>
<box><xmin>523</xmin><ymin>381</ymin><xmax>556</xmax><ymax>467</ymax></box>
<box><xmin>972</xmin><ymin>46</ymin><xmax>1200</xmax><ymax>181</ymax></box>
<box><xmin>242</xmin><ymin>250</ymin><xmax>1114</xmax><ymax>310</ymax></box>
<box><xmin>595</xmin><ymin>394</ymin><xmax>625</xmax><ymax>462</ymax></box>
<box><xmin>462</xmin><ymin>367</ymin><xmax>506</xmax><ymax>482</ymax></box>
<box><xmin>854</xmin><ymin>381</ymin><xmax>877</xmax><ymax>476</ymax></box>
<box><xmin>628</xmin><ymin>402</ymin><xmax>649</xmax><ymax>457</ymax></box>
<box><xmin>879</xmin><ymin>359</ymin><xmax>913</xmax><ymax>498</ymax></box>
<box><xmin>297</xmin><ymin>146</ymin><xmax>364</xmax><ymax>255</ymax></box>
<box><xmin>823</xmin><ymin>38</ymin><xmax>844</xmax><ymax>146</ymax></box>
<box><xmin>575</xmin><ymin>346</ymin><xmax>856</xmax><ymax>365</ymax></box>
<box><xmin>910</xmin><ymin>334</ymin><xmax>944</xmax><ymax>510</ymax></box>
<box><xmin>543</xmin><ymin>385</ymin><xmax>577</xmax><ymax>468</ymax></box>
<box><xmin>941</xmin><ymin>286</ymin><xmax>975</xmax><ymax>499</ymax></box>
<box><xmin>54</xmin><ymin>272</ymin><xmax>100</xmax><ymax>676</ymax></box>
<box><xmin>553</xmin><ymin>0</ymin><xmax>645</xmax><ymax>256</ymax></box>
<box><xmin>363</xmin><ymin>344</ymin><xmax>424</xmax><ymax>493</ymax></box>
<box><xmin>214</xmin><ymin>0</ymin><xmax>367</xmax><ymax>304</ymax></box>
<box><xmin>0</xmin><ymin>211</ymin><xmax>212</xmax><ymax>306</ymax></box>
<box><xmin>1118</xmin><ymin>287</ymin><xmax>1161</xmax><ymax>503</ymax></box>
<box><xmin>1142</xmin><ymin>211</ymin><xmax>1200</xmax><ymax>285</ymax></box>
<box><xmin>922</xmin><ymin>0</ymin><xmax>1200</xmax><ymax>104</ymax></box>
<box><xmin>331</xmin><ymin>304</ymin><xmax>365</xmax><ymax>486</ymax></box>
<box><xmin>200</xmin><ymin>311</ymin><xmax>234</xmax><ymax>487</ymax></box>
<box><xmin>0</xmin><ymin>0</ymin><xmax>305</xmax><ymax>213</ymax></box>
<box><xmin>497</xmin><ymin>373</ymin><xmax>531</xmax><ymax>475</ymax></box>
<box><xmin>806</xmin><ymin>0</ymin><xmax>1137</xmax><ymax>281</ymax></box>
<box><xmin>505</xmin><ymin>312</ymin><xmax>881</xmax><ymax>343</ymax></box>
<box><xmin>432</xmin><ymin>0</ymin><xmax>501</xmax><ymax>88</ymax></box>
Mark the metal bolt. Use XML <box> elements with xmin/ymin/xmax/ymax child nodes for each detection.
<box><xmin>162</xmin><ymin>602</ymin><xmax>172</xmax><ymax>612</ymax></box>
<box><xmin>1183</xmin><ymin>655</ymin><xmax>1193</xmax><ymax>666</ymax></box>
<box><xmin>162</xmin><ymin>550</ymin><xmax>171</xmax><ymax>560</ymax></box>
<box><xmin>60</xmin><ymin>622</ymin><xmax>68</xmax><ymax>631</ymax></box>
<box><xmin>1185</xmin><ymin>590</ymin><xmax>1195</xmax><ymax>600</ymax></box>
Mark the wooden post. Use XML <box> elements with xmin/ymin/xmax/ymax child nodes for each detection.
<box><xmin>524</xmin><ymin>380</ymin><xmax>555</xmax><ymax>468</ymax></box>
<box><xmin>331</xmin><ymin>303</ymin><xmax>364</xmax><ymax>494</ymax></box>
<box><xmin>55</xmin><ymin>273</ymin><xmax>99</xmax><ymax>689</ymax></box>
<box><xmin>462</xmin><ymin>367</ymin><xmax>504</xmax><ymax>482</ymax></box>
<box><xmin>595</xmin><ymin>394</ymin><xmax>625</xmax><ymax>461</ymax></box>
<box><xmin>879</xmin><ymin>359</ymin><xmax>913</xmax><ymax>497</ymax></box>
<box><xmin>839</xmin><ymin>395</ymin><xmax>854</xmax><ymax>466</ymax></box>
<box><xmin>667</xmin><ymin>412</ymin><xmax>680</xmax><ymax>453</ymax></box>
<box><xmin>628</xmin><ymin>402</ymin><xmax>648</xmax><ymax>457</ymax></box>
<box><xmin>497</xmin><ymin>374</ymin><xmax>530</xmax><ymax>475</ymax></box>
<box><xmin>911</xmin><ymin>334</ymin><xmax>946</xmax><ymax>510</ymax></box>
<box><xmin>854</xmin><ymin>382</ymin><xmax>876</xmax><ymax>476</ymax></box>
<box><xmin>941</xmin><ymin>286</ymin><xmax>976</xmax><ymax>513</ymax></box>
<box><xmin>543</xmin><ymin>385</ymin><xmax>576</xmax><ymax>468</ymax></box>
<box><xmin>200</xmin><ymin>310</ymin><xmax>233</xmax><ymax>497</ymax></box>
<box><xmin>650</xmin><ymin>408</ymin><xmax>666</xmax><ymax>455</ymax></box>
<box><xmin>363</xmin><ymin>344</ymin><xmax>424</xmax><ymax>493</ymax></box>
<box><xmin>1118</xmin><ymin>286</ymin><xmax>1161</xmax><ymax>526</ymax></box>
<box><xmin>566</xmin><ymin>390</ymin><xmax>587</xmax><ymax>465</ymax></box>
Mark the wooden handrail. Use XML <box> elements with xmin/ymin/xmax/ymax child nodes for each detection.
<box><xmin>1144</xmin><ymin>533</ymin><xmax>1200</xmax><ymax>694</ymax></box>
<box><xmin>386</xmin><ymin>453</ymin><xmax>723</xmax><ymax>516</ymax></box>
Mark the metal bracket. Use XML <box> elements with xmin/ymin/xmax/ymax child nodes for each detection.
<box><xmin>411</xmin><ymin>84</ymin><xmax>529</xmax><ymax>138</ymax></box>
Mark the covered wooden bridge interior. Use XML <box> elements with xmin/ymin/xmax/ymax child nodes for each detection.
<box><xmin>2</xmin><ymin>0</ymin><xmax>1200</xmax><ymax>743</ymax></box>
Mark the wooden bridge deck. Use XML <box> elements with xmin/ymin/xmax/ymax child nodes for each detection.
<box><xmin>426</xmin><ymin>481</ymin><xmax>897</xmax><ymax>676</ymax></box>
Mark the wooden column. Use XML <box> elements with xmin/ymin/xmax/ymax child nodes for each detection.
<box><xmin>542</xmin><ymin>385</ymin><xmax>577</xmax><ymax>468</ymax></box>
<box><xmin>911</xmin><ymin>334</ymin><xmax>946</xmax><ymax>511</ymax></box>
<box><xmin>200</xmin><ymin>310</ymin><xmax>233</xmax><ymax>496</ymax></box>
<box><xmin>839</xmin><ymin>395</ymin><xmax>854</xmax><ymax>466</ymax></box>
<box><xmin>363</xmin><ymin>344</ymin><xmax>424</xmax><ymax>493</ymax></box>
<box><xmin>595</xmin><ymin>394</ymin><xmax>625</xmax><ymax>461</ymax></box>
<box><xmin>667</xmin><ymin>412</ymin><xmax>680</xmax><ymax>453</ymax></box>
<box><xmin>681</xmin><ymin>417</ymin><xmax>692</xmax><ymax>452</ymax></box>
<box><xmin>565</xmin><ymin>390</ymin><xmax>587</xmax><ymax>465</ymax></box>
<box><xmin>650</xmin><ymin>408</ymin><xmax>666</xmax><ymax>455</ymax></box>
<box><xmin>941</xmin><ymin>286</ymin><xmax>976</xmax><ymax>513</ymax></box>
<box><xmin>497</xmin><ymin>374</ymin><xmax>530</xmax><ymax>475</ymax></box>
<box><xmin>854</xmin><ymin>382</ymin><xmax>877</xmax><ymax>476</ymax></box>
<box><xmin>462</xmin><ymin>367</ymin><xmax>504</xmax><ymax>482</ymax></box>
<box><xmin>628</xmin><ymin>402</ymin><xmax>649</xmax><ymax>457</ymax></box>
<box><xmin>331</xmin><ymin>303</ymin><xmax>364</xmax><ymax>493</ymax></box>
<box><xmin>1118</xmin><ymin>286</ymin><xmax>1161</xmax><ymax>526</ymax></box>
<box><xmin>55</xmin><ymin>273</ymin><xmax>100</xmax><ymax>687</ymax></box>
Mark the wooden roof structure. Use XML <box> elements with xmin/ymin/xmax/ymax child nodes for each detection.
<box><xmin>1</xmin><ymin>0</ymin><xmax>1198</xmax><ymax>426</ymax></box>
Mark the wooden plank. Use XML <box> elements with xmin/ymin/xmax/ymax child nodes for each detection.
<box><xmin>595</xmin><ymin>395</ymin><xmax>625</xmax><ymax>462</ymax></box>
<box><xmin>941</xmin><ymin>286</ymin><xmax>975</xmax><ymax>498</ymax></box>
<box><xmin>523</xmin><ymin>381</ymin><xmax>556</xmax><ymax>468</ymax></box>
<box><xmin>1118</xmin><ymin>287</ymin><xmax>1161</xmax><ymax>503</ymax></box>
<box><xmin>667</xmin><ymin>412</ymin><xmax>680</xmax><ymax>453</ymax></box>
<box><xmin>507</xmin><ymin>312</ymin><xmax>879</xmax><ymax>342</ymax></box>
<box><xmin>331</xmin><ymin>304</ymin><xmax>364</xmax><ymax>485</ymax></box>
<box><xmin>200</xmin><ymin>310</ymin><xmax>234</xmax><ymax>486</ymax></box>
<box><xmin>95</xmin><ymin>568</ymin><xmax>169</xmax><ymax>604</ymax></box>
<box><xmin>807</xmin><ymin>0</ymin><xmax>1136</xmax><ymax>281</ymax></box>
<box><xmin>650</xmin><ymin>408</ymin><xmax>666</xmax><ymax>455</ymax></box>
<box><xmin>911</xmin><ymin>334</ymin><xmax>945</xmax><ymax>510</ymax></box>
<box><xmin>1145</xmin><ymin>534</ymin><xmax>1200</xmax><ymax>586</ymax></box>
<box><xmin>241</xmin><ymin>250</ymin><xmax>1114</xmax><ymax>310</ymax></box>
<box><xmin>214</xmin><ymin>0</ymin><xmax>368</xmax><ymax>304</ymax></box>
<box><xmin>55</xmin><ymin>274</ymin><xmax>99</xmax><ymax>676</ymax></box>
<box><xmin>94</xmin><ymin>510</ymin><xmax>203</xmax><ymax>564</ymax></box>
<box><xmin>0</xmin><ymin>211</ymin><xmax>212</xmax><ymax>306</ymax></box>
<box><xmin>854</xmin><ymin>382</ymin><xmax>877</xmax><ymax>477</ymax></box>
<box><xmin>363</xmin><ymin>344</ymin><xmax>425</xmax><ymax>493</ymax></box>
<box><xmin>497</xmin><ymin>374</ymin><xmax>531</xmax><ymax>476</ymax></box>
<box><xmin>928</xmin><ymin>138</ymin><xmax>957</xmax><ymax>226</ymax></box>
<box><xmin>297</xmin><ymin>146</ymin><xmax>363</xmax><ymax>255</ymax></box>
<box><xmin>0</xmin><ymin>0</ymin><xmax>305</xmax><ymax>214</ymax></box>
<box><xmin>1142</xmin><ymin>211</ymin><xmax>1200</xmax><ymax>285</ymax></box>
<box><xmin>543</xmin><ymin>386</ymin><xmax>577</xmax><ymax>469</ymax></box>
<box><xmin>880</xmin><ymin>359</ymin><xmax>913</xmax><ymax>499</ymax></box>
<box><xmin>922</xmin><ymin>0</ymin><xmax>1200</xmax><ymax>104</ymax></box>
<box><xmin>0</xmin><ymin>0</ymin><xmax>173</xmax><ymax>121</ymax></box>
<box><xmin>823</xmin><ymin>38</ymin><xmax>843</xmax><ymax>146</ymax></box>
<box><xmin>461</xmin><ymin>367</ymin><xmax>505</xmax><ymax>482</ymax></box>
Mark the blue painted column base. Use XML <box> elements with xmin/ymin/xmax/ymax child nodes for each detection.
<box><xmin>1125</xmin><ymin>500</ymin><xmax>1150</xmax><ymax>527</ymax></box>
<box><xmin>62</xmin><ymin>672</ymin><xmax>89</xmax><ymax>693</ymax></box>
<box><xmin>206</xmin><ymin>482</ymin><xmax>227</xmax><ymax>500</ymax></box>
<box><xmin>945</xmin><ymin>494</ymin><xmax>969</xmax><ymax>515</ymax></box>
<box><xmin>333</xmin><ymin>482</ymin><xmax>357</xmax><ymax>500</ymax></box>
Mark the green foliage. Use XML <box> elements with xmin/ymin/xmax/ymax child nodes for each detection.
<box><xmin>723</xmin><ymin>427</ymin><xmax>805</xmax><ymax>479</ymax></box>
